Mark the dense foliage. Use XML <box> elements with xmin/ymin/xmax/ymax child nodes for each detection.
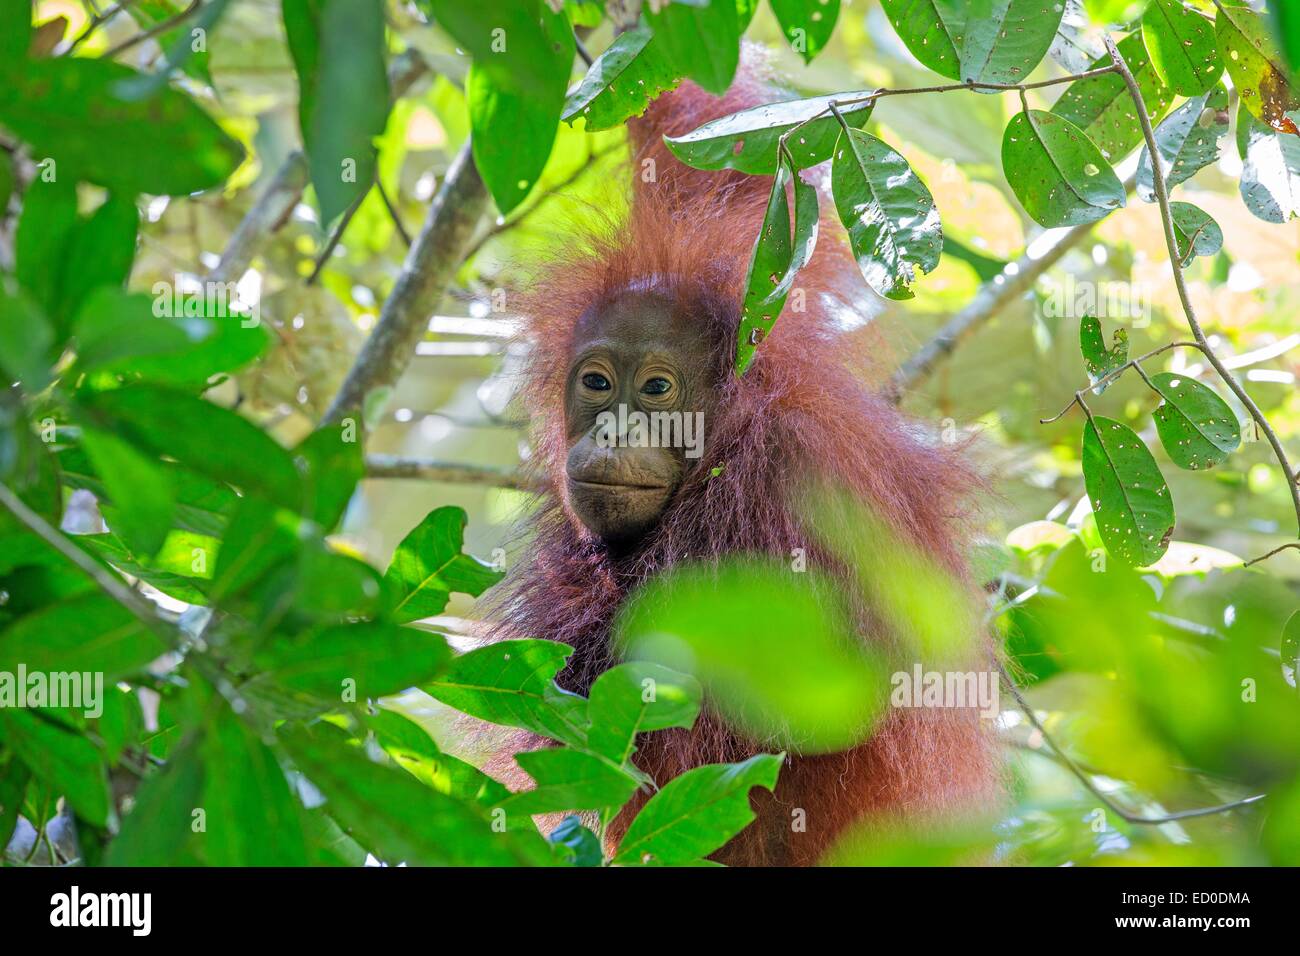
<box><xmin>0</xmin><ymin>0</ymin><xmax>1298</xmax><ymax>866</ymax></box>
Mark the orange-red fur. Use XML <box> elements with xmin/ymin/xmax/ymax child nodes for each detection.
<box><xmin>483</xmin><ymin>54</ymin><xmax>1001</xmax><ymax>865</ymax></box>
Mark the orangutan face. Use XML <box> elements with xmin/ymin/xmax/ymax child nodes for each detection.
<box><xmin>563</xmin><ymin>290</ymin><xmax>716</xmax><ymax>544</ymax></box>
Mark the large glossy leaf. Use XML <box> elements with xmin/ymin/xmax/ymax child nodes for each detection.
<box><xmin>1051</xmin><ymin>30</ymin><xmax>1173</xmax><ymax>160</ymax></box>
<box><xmin>879</xmin><ymin>0</ymin><xmax>964</xmax><ymax>80</ymax></box>
<box><xmin>1216</xmin><ymin>1</ymin><xmax>1300</xmax><ymax>135</ymax></box>
<box><xmin>428</xmin><ymin>0</ymin><xmax>574</xmax><ymax>214</ymax></box>
<box><xmin>383</xmin><ymin>506</ymin><xmax>504</xmax><ymax>624</ymax></box>
<box><xmin>736</xmin><ymin>153</ymin><xmax>819</xmax><ymax>375</ymax></box>
<box><xmin>252</xmin><ymin>622</ymin><xmax>452</xmax><ymax>701</ymax></box>
<box><xmin>1142</xmin><ymin>0</ymin><xmax>1222</xmax><ymax>95</ymax></box>
<box><xmin>279</xmin><ymin>726</ymin><xmax>553</xmax><ymax>866</ymax></box>
<box><xmin>0</xmin><ymin>708</ymin><xmax>111</xmax><ymax>827</ymax></box>
<box><xmin>612</xmin><ymin>753</ymin><xmax>782</xmax><ymax>865</ymax></box>
<box><xmin>645</xmin><ymin>0</ymin><xmax>740</xmax><ymax>96</ymax></box>
<box><xmin>1081</xmin><ymin>416</ymin><xmax>1175</xmax><ymax>567</ymax></box>
<box><xmin>664</xmin><ymin>91</ymin><xmax>876</xmax><ymax>175</ymax></box>
<box><xmin>1148</xmin><ymin>371</ymin><xmax>1240</xmax><ymax>470</ymax></box>
<box><xmin>1136</xmin><ymin>86</ymin><xmax>1230</xmax><ymax>202</ymax></box>
<box><xmin>1168</xmin><ymin>200</ymin><xmax>1223</xmax><ymax>267</ymax></box>
<box><xmin>832</xmin><ymin>127</ymin><xmax>941</xmax><ymax>301</ymax></box>
<box><xmin>77</xmin><ymin>385</ymin><xmax>303</xmax><ymax>512</ymax></box>
<box><xmin>959</xmin><ymin>0</ymin><xmax>1065</xmax><ymax>89</ymax></box>
<box><xmin>586</xmin><ymin>662</ymin><xmax>701</xmax><ymax>766</ymax></box>
<box><xmin>282</xmin><ymin>0</ymin><xmax>391</xmax><ymax>223</ymax></box>
<box><xmin>1080</xmin><ymin>314</ymin><xmax>1128</xmax><ymax>394</ymax></box>
<box><xmin>1002</xmin><ymin>109</ymin><xmax>1126</xmax><ymax>227</ymax></box>
<box><xmin>561</xmin><ymin>26</ymin><xmax>680</xmax><ymax>131</ymax></box>
<box><xmin>365</xmin><ymin>707</ymin><xmax>513</xmax><ymax>811</ymax></box>
<box><xmin>0</xmin><ymin>592</ymin><xmax>165</xmax><ymax>680</ymax></box>
<box><xmin>770</xmin><ymin>0</ymin><xmax>841</xmax><ymax>64</ymax></box>
<box><xmin>498</xmin><ymin>748</ymin><xmax>641</xmax><ymax>816</ymax></box>
<box><xmin>423</xmin><ymin>639</ymin><xmax>589</xmax><ymax>747</ymax></box>
<box><xmin>0</xmin><ymin>58</ymin><xmax>242</xmax><ymax>195</ymax></box>
<box><xmin>1240</xmin><ymin>114</ymin><xmax>1300</xmax><ymax>223</ymax></box>
<box><xmin>201</xmin><ymin>710</ymin><xmax>309</xmax><ymax>865</ymax></box>
<box><xmin>81</xmin><ymin>531</ymin><xmax>215</xmax><ymax>605</ymax></box>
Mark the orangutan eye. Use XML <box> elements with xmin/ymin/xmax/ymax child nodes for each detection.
<box><xmin>581</xmin><ymin>372</ymin><xmax>611</xmax><ymax>391</ymax></box>
<box><xmin>641</xmin><ymin>377</ymin><xmax>672</xmax><ymax>396</ymax></box>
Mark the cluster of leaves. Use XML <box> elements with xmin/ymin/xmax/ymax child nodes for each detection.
<box><xmin>0</xmin><ymin>1</ymin><xmax>782</xmax><ymax>867</ymax></box>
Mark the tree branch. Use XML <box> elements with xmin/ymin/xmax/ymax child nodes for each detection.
<box><xmin>1103</xmin><ymin>33</ymin><xmax>1300</xmax><ymax>548</ymax></box>
<box><xmin>363</xmin><ymin>454</ymin><xmax>532</xmax><ymax>490</ymax></box>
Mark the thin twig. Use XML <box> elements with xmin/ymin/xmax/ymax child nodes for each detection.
<box><xmin>376</xmin><ymin>178</ymin><xmax>412</xmax><ymax>248</ymax></box>
<box><xmin>66</xmin><ymin>0</ymin><xmax>139</xmax><ymax>53</ymax></box>
<box><xmin>100</xmin><ymin>0</ymin><xmax>198</xmax><ymax>58</ymax></box>
<box><xmin>1037</xmin><ymin>341</ymin><xmax>1204</xmax><ymax>424</ymax></box>
<box><xmin>363</xmin><ymin>454</ymin><xmax>533</xmax><ymax>489</ymax></box>
<box><xmin>1104</xmin><ymin>33</ymin><xmax>1300</xmax><ymax>550</ymax></box>
<box><xmin>305</xmin><ymin>187</ymin><xmax>368</xmax><ymax>285</ymax></box>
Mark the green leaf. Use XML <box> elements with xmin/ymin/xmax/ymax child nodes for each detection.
<box><xmin>365</xmin><ymin>707</ymin><xmax>512</xmax><ymax>810</ymax></box>
<box><xmin>1136</xmin><ymin>85</ymin><xmax>1230</xmax><ymax>202</ymax></box>
<box><xmin>664</xmin><ymin>91</ymin><xmax>875</xmax><ymax>175</ymax></box>
<box><xmin>0</xmin><ymin>0</ymin><xmax>32</xmax><ymax>61</ymax></box>
<box><xmin>423</xmin><ymin>639</ymin><xmax>589</xmax><ymax>747</ymax></box>
<box><xmin>14</xmin><ymin>175</ymin><xmax>77</xmax><ymax>318</ymax></box>
<box><xmin>770</xmin><ymin>0</ymin><xmax>840</xmax><ymax>64</ymax></box>
<box><xmin>282</xmin><ymin>0</ymin><xmax>390</xmax><ymax>223</ymax></box>
<box><xmin>1142</xmin><ymin>0</ymin><xmax>1222</xmax><ymax>95</ymax></box>
<box><xmin>959</xmin><ymin>0</ymin><xmax>1066</xmax><ymax>89</ymax></box>
<box><xmin>293</xmin><ymin>423</ymin><xmax>364</xmax><ymax>530</ymax></box>
<box><xmin>80</xmin><ymin>426</ymin><xmax>176</xmax><ymax>558</ymax></box>
<box><xmin>1168</xmin><ymin>200</ymin><xmax>1223</xmax><ymax>267</ymax></box>
<box><xmin>106</xmin><ymin>737</ymin><xmax>206</xmax><ymax>865</ymax></box>
<box><xmin>1283</xmin><ymin>610</ymin><xmax>1299</xmax><ymax>688</ymax></box>
<box><xmin>201</xmin><ymin>710</ymin><xmax>309</xmax><ymax>865</ymax></box>
<box><xmin>1240</xmin><ymin>113</ymin><xmax>1300</xmax><ymax>223</ymax></box>
<box><xmin>1148</xmin><ymin>371</ymin><xmax>1240</xmax><ymax>470</ymax></box>
<box><xmin>0</xmin><ymin>709</ymin><xmax>111</xmax><ymax>827</ymax></box>
<box><xmin>77</xmin><ymin>385</ymin><xmax>303</xmax><ymax>511</ymax></box>
<box><xmin>1083</xmin><ymin>0</ymin><xmax>1148</xmax><ymax>24</ymax></box>
<box><xmin>0</xmin><ymin>58</ymin><xmax>243</xmax><ymax>195</ymax></box>
<box><xmin>1081</xmin><ymin>415</ymin><xmax>1175</xmax><ymax>567</ymax></box>
<box><xmin>252</xmin><ymin>622</ymin><xmax>453</xmax><ymax>701</ymax></box>
<box><xmin>879</xmin><ymin>0</ymin><xmax>964</xmax><ymax>80</ymax></box>
<box><xmin>736</xmin><ymin>152</ymin><xmax>819</xmax><ymax>375</ymax></box>
<box><xmin>586</xmin><ymin>662</ymin><xmax>701</xmax><ymax>766</ymax></box>
<box><xmin>1216</xmin><ymin>1</ymin><xmax>1300</xmax><ymax>135</ymax></box>
<box><xmin>81</xmin><ymin>531</ymin><xmax>214</xmax><ymax>605</ymax></box>
<box><xmin>615</xmin><ymin>560</ymin><xmax>887</xmax><ymax>753</ymax></box>
<box><xmin>832</xmin><ymin>126</ymin><xmax>942</xmax><ymax>301</ymax></box>
<box><xmin>548</xmin><ymin>814</ymin><xmax>603</xmax><ymax>866</ymax></box>
<box><xmin>384</xmin><ymin>506</ymin><xmax>504</xmax><ymax>624</ymax></box>
<box><xmin>1002</xmin><ymin>109</ymin><xmax>1126</xmax><ymax>227</ymax></box>
<box><xmin>0</xmin><ymin>593</ymin><xmax>165</xmax><ymax>681</ymax></box>
<box><xmin>1079</xmin><ymin>314</ymin><xmax>1128</xmax><ymax>394</ymax></box>
<box><xmin>126</xmin><ymin>1</ymin><xmax>215</xmax><ymax>86</ymax></box>
<box><xmin>1276</xmin><ymin>4</ymin><xmax>1300</xmax><ymax>73</ymax></box>
<box><xmin>429</xmin><ymin>0</ymin><xmax>574</xmax><ymax>214</ymax></box>
<box><xmin>72</xmin><ymin>288</ymin><xmax>270</xmax><ymax>386</ymax></box>
<box><xmin>58</xmin><ymin>192</ymin><xmax>139</xmax><ymax>327</ymax></box>
<box><xmin>646</xmin><ymin>0</ymin><xmax>740</xmax><ymax>96</ymax></box>
<box><xmin>561</xmin><ymin>26</ymin><xmax>681</xmax><ymax>132</ymax></box>
<box><xmin>612</xmin><ymin>753</ymin><xmax>782</xmax><ymax>865</ymax></box>
<box><xmin>499</xmin><ymin>748</ymin><xmax>641</xmax><ymax>815</ymax></box>
<box><xmin>1051</xmin><ymin>30</ymin><xmax>1173</xmax><ymax>160</ymax></box>
<box><xmin>279</xmin><ymin>726</ymin><xmax>553</xmax><ymax>866</ymax></box>
<box><xmin>0</xmin><ymin>282</ymin><xmax>53</xmax><ymax>391</ymax></box>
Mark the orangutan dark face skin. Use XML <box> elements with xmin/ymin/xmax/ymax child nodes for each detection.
<box><xmin>564</xmin><ymin>290</ymin><xmax>716</xmax><ymax>545</ymax></box>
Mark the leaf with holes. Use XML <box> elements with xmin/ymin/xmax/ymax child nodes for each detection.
<box><xmin>1052</xmin><ymin>30</ymin><xmax>1173</xmax><ymax>161</ymax></box>
<box><xmin>879</xmin><ymin>0</ymin><xmax>964</xmax><ymax>80</ymax></box>
<box><xmin>612</xmin><ymin>753</ymin><xmax>783</xmax><ymax>865</ymax></box>
<box><xmin>832</xmin><ymin>127</ymin><xmax>941</xmax><ymax>301</ymax></box>
<box><xmin>736</xmin><ymin>152</ymin><xmax>820</xmax><ymax>375</ymax></box>
<box><xmin>1169</xmin><ymin>201</ymin><xmax>1223</xmax><ymax>267</ymax></box>
<box><xmin>959</xmin><ymin>0</ymin><xmax>1065</xmax><ymax>89</ymax></box>
<box><xmin>1148</xmin><ymin>372</ymin><xmax>1240</xmax><ymax>471</ymax></box>
<box><xmin>1240</xmin><ymin>113</ymin><xmax>1300</xmax><ymax>223</ymax></box>
<box><xmin>1216</xmin><ymin>1</ymin><xmax>1300</xmax><ymax>135</ymax></box>
<box><xmin>1002</xmin><ymin>109</ymin><xmax>1126</xmax><ymax>227</ymax></box>
<box><xmin>664</xmin><ymin>92</ymin><xmax>876</xmax><ymax>175</ymax></box>
<box><xmin>1080</xmin><ymin>315</ymin><xmax>1128</xmax><ymax>394</ymax></box>
<box><xmin>1082</xmin><ymin>416</ymin><xmax>1175</xmax><ymax>567</ymax></box>
<box><xmin>645</xmin><ymin>0</ymin><xmax>740</xmax><ymax>96</ymax></box>
<box><xmin>384</xmin><ymin>506</ymin><xmax>504</xmax><ymax>624</ymax></box>
<box><xmin>1142</xmin><ymin>0</ymin><xmax>1223</xmax><ymax>95</ymax></box>
<box><xmin>1136</xmin><ymin>86</ymin><xmax>1230</xmax><ymax>202</ymax></box>
<box><xmin>561</xmin><ymin>26</ymin><xmax>680</xmax><ymax>131</ymax></box>
<box><xmin>770</xmin><ymin>0</ymin><xmax>841</xmax><ymax>64</ymax></box>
